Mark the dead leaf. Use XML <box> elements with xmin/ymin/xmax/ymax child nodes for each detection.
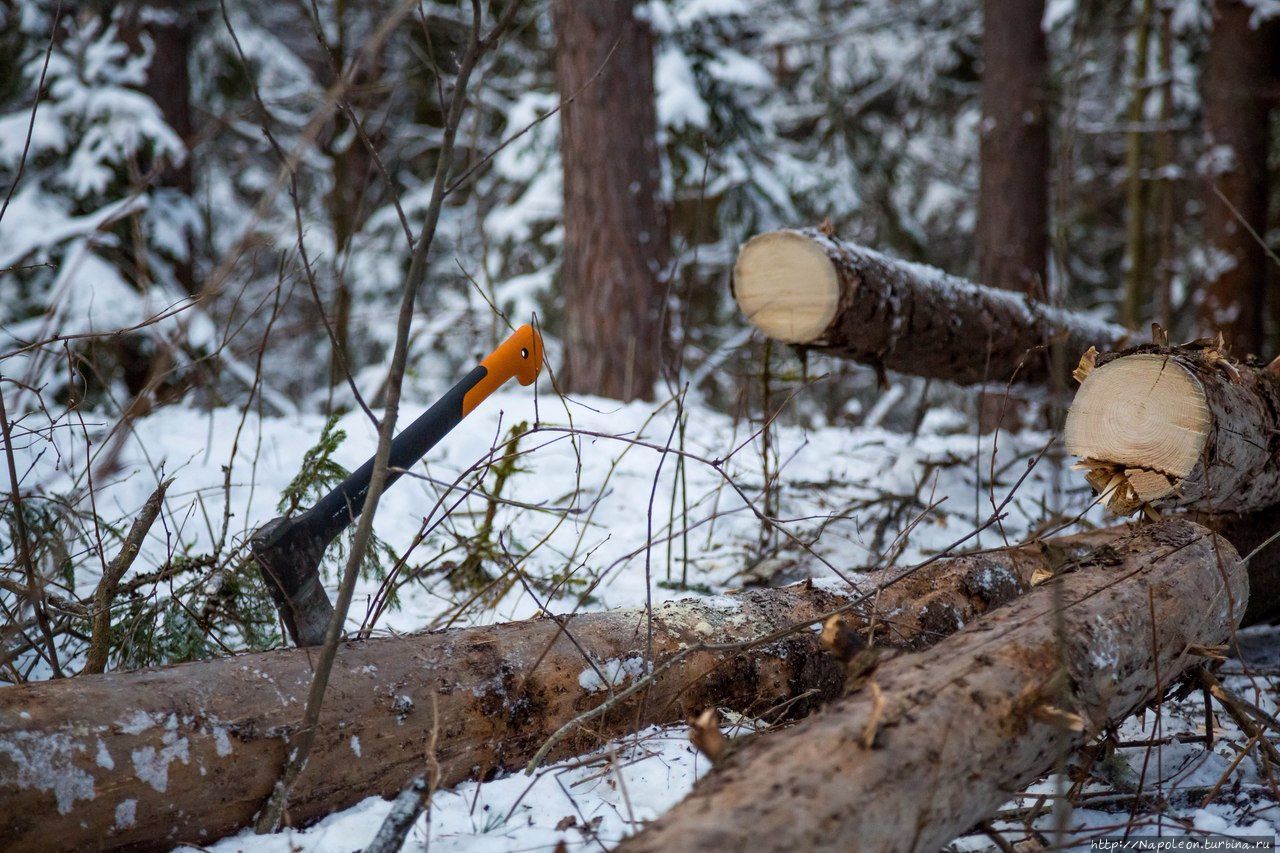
<box><xmin>689</xmin><ymin>708</ymin><xmax>728</xmax><ymax>763</ymax></box>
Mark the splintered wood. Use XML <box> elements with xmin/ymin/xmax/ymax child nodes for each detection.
<box><xmin>1066</xmin><ymin>347</ymin><xmax>1280</xmax><ymax>515</ymax></box>
<box><xmin>1066</xmin><ymin>353</ymin><xmax>1211</xmax><ymax>512</ymax></box>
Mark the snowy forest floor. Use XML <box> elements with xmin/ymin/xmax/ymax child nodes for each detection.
<box><xmin>11</xmin><ymin>381</ymin><xmax>1280</xmax><ymax>850</ymax></box>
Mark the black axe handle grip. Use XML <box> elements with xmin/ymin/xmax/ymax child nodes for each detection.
<box><xmin>252</xmin><ymin>325</ymin><xmax>543</xmax><ymax>646</ymax></box>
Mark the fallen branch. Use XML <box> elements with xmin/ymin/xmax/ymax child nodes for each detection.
<box><xmin>85</xmin><ymin>478</ymin><xmax>171</xmax><ymax>675</ymax></box>
<box><xmin>0</xmin><ymin>530</ymin><xmax>1116</xmax><ymax>850</ymax></box>
<box><xmin>1066</xmin><ymin>345</ymin><xmax>1280</xmax><ymax>514</ymax></box>
<box><xmin>732</xmin><ymin>229</ymin><xmax>1130</xmax><ymax>387</ymax></box>
<box><xmin>619</xmin><ymin>520</ymin><xmax>1247</xmax><ymax>853</ymax></box>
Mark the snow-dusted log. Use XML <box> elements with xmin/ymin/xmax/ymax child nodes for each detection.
<box><xmin>1066</xmin><ymin>347</ymin><xmax>1280</xmax><ymax>514</ymax></box>
<box><xmin>620</xmin><ymin>520</ymin><xmax>1247</xmax><ymax>853</ymax></box>
<box><xmin>0</xmin><ymin>532</ymin><xmax>1116</xmax><ymax>851</ymax></box>
<box><xmin>732</xmin><ymin>229</ymin><xmax>1130</xmax><ymax>386</ymax></box>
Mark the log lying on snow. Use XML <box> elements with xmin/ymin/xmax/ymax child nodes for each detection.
<box><xmin>732</xmin><ymin>229</ymin><xmax>1130</xmax><ymax>386</ymax></box>
<box><xmin>1066</xmin><ymin>346</ymin><xmax>1280</xmax><ymax>515</ymax></box>
<box><xmin>0</xmin><ymin>532</ymin><xmax>1117</xmax><ymax>851</ymax></box>
<box><xmin>621</xmin><ymin>520</ymin><xmax>1248</xmax><ymax>853</ymax></box>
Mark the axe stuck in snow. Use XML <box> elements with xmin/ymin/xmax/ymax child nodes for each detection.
<box><xmin>251</xmin><ymin>324</ymin><xmax>544</xmax><ymax>647</ymax></box>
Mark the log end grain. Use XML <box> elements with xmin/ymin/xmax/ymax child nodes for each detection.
<box><xmin>733</xmin><ymin>230</ymin><xmax>840</xmax><ymax>343</ymax></box>
<box><xmin>1065</xmin><ymin>353</ymin><xmax>1211</xmax><ymax>513</ymax></box>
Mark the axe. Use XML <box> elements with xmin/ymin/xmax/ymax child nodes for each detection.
<box><xmin>251</xmin><ymin>324</ymin><xmax>544</xmax><ymax>646</ymax></box>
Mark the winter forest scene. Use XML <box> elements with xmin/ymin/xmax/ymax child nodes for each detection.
<box><xmin>5</xmin><ymin>0</ymin><xmax>1280</xmax><ymax>850</ymax></box>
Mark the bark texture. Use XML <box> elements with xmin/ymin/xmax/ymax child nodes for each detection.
<box><xmin>120</xmin><ymin>1</ymin><xmax>197</xmax><ymax>293</ymax></box>
<box><xmin>0</xmin><ymin>533</ymin><xmax>1117</xmax><ymax>851</ymax></box>
<box><xmin>735</xmin><ymin>230</ymin><xmax>1129</xmax><ymax>387</ymax></box>
<box><xmin>978</xmin><ymin>0</ymin><xmax>1049</xmax><ymax>295</ymax></box>
<box><xmin>1197</xmin><ymin>504</ymin><xmax>1280</xmax><ymax>625</ymax></box>
<box><xmin>620</xmin><ymin>520</ymin><xmax>1248</xmax><ymax>853</ymax></box>
<box><xmin>554</xmin><ymin>0</ymin><xmax>669</xmax><ymax>402</ymax></box>
<box><xmin>1198</xmin><ymin>0</ymin><xmax>1277</xmax><ymax>358</ymax></box>
<box><xmin>1069</xmin><ymin>347</ymin><xmax>1280</xmax><ymax>515</ymax></box>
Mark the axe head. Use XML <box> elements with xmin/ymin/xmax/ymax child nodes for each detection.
<box><xmin>251</xmin><ymin>512</ymin><xmax>335</xmax><ymax>647</ymax></box>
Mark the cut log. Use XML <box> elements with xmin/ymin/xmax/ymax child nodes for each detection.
<box><xmin>1065</xmin><ymin>347</ymin><xmax>1280</xmax><ymax>514</ymax></box>
<box><xmin>1197</xmin><ymin>504</ymin><xmax>1280</xmax><ymax>625</ymax></box>
<box><xmin>619</xmin><ymin>520</ymin><xmax>1247</xmax><ymax>853</ymax></box>
<box><xmin>0</xmin><ymin>532</ymin><xmax>1116</xmax><ymax>851</ymax></box>
<box><xmin>732</xmin><ymin>229</ymin><xmax>1130</xmax><ymax>387</ymax></box>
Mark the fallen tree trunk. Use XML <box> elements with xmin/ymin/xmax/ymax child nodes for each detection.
<box><xmin>732</xmin><ymin>229</ymin><xmax>1130</xmax><ymax>387</ymax></box>
<box><xmin>1199</xmin><ymin>504</ymin><xmax>1280</xmax><ymax>625</ymax></box>
<box><xmin>620</xmin><ymin>519</ymin><xmax>1247</xmax><ymax>853</ymax></box>
<box><xmin>1065</xmin><ymin>346</ymin><xmax>1280</xmax><ymax>514</ymax></box>
<box><xmin>0</xmin><ymin>532</ymin><xmax>1116</xmax><ymax>851</ymax></box>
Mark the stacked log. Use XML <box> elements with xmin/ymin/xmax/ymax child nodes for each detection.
<box><xmin>10</xmin><ymin>231</ymin><xmax>1277</xmax><ymax>850</ymax></box>
<box><xmin>0</xmin><ymin>531</ymin><xmax>1115</xmax><ymax>851</ymax></box>
<box><xmin>621</xmin><ymin>521</ymin><xmax>1246</xmax><ymax>852</ymax></box>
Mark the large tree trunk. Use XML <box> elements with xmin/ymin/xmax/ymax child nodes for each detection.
<box><xmin>554</xmin><ymin>0</ymin><xmax>669</xmax><ymax>402</ymax></box>
<box><xmin>1065</xmin><ymin>346</ymin><xmax>1280</xmax><ymax>514</ymax></box>
<box><xmin>978</xmin><ymin>0</ymin><xmax>1050</xmax><ymax>296</ymax></box>
<box><xmin>120</xmin><ymin>1</ymin><xmax>197</xmax><ymax>293</ymax></box>
<box><xmin>0</xmin><ymin>532</ymin><xmax>1118</xmax><ymax>851</ymax></box>
<box><xmin>1197</xmin><ymin>0</ymin><xmax>1277</xmax><ymax>358</ymax></box>
<box><xmin>733</xmin><ymin>229</ymin><xmax>1129</xmax><ymax>387</ymax></box>
<box><xmin>1121</xmin><ymin>0</ymin><xmax>1155</xmax><ymax>329</ymax></box>
<box><xmin>1198</xmin><ymin>504</ymin><xmax>1280</xmax><ymax>625</ymax></box>
<box><xmin>620</xmin><ymin>520</ymin><xmax>1247</xmax><ymax>853</ymax></box>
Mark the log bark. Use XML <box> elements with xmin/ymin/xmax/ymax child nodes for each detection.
<box><xmin>620</xmin><ymin>520</ymin><xmax>1247</xmax><ymax>853</ymax></box>
<box><xmin>1065</xmin><ymin>346</ymin><xmax>1280</xmax><ymax>514</ymax></box>
<box><xmin>1197</xmin><ymin>504</ymin><xmax>1280</xmax><ymax>625</ymax></box>
<box><xmin>0</xmin><ymin>532</ymin><xmax>1116</xmax><ymax>851</ymax></box>
<box><xmin>732</xmin><ymin>229</ymin><xmax>1130</xmax><ymax>387</ymax></box>
<box><xmin>978</xmin><ymin>0</ymin><xmax>1049</xmax><ymax>296</ymax></box>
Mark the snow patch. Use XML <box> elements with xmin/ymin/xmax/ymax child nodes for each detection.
<box><xmin>0</xmin><ymin>731</ymin><xmax>96</xmax><ymax>815</ymax></box>
<box><xmin>211</xmin><ymin>726</ymin><xmax>232</xmax><ymax>758</ymax></box>
<box><xmin>96</xmin><ymin>739</ymin><xmax>114</xmax><ymax>770</ymax></box>
<box><xmin>118</xmin><ymin>710</ymin><xmax>157</xmax><ymax>736</ymax></box>
<box><xmin>114</xmin><ymin>798</ymin><xmax>137</xmax><ymax>830</ymax></box>
<box><xmin>578</xmin><ymin>655</ymin><xmax>649</xmax><ymax>693</ymax></box>
<box><xmin>130</xmin><ymin>719</ymin><xmax>189</xmax><ymax>793</ymax></box>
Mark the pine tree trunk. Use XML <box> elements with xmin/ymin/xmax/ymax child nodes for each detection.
<box><xmin>0</xmin><ymin>532</ymin><xmax>1117</xmax><ymax>851</ymax></box>
<box><xmin>1121</xmin><ymin>0</ymin><xmax>1154</xmax><ymax>329</ymax></box>
<box><xmin>1152</xmin><ymin>4</ymin><xmax>1176</xmax><ymax>329</ymax></box>
<box><xmin>122</xmin><ymin>1</ymin><xmax>196</xmax><ymax>293</ymax></box>
<box><xmin>1198</xmin><ymin>0</ymin><xmax>1276</xmax><ymax>358</ymax></box>
<box><xmin>733</xmin><ymin>229</ymin><xmax>1129</xmax><ymax>387</ymax></box>
<box><xmin>978</xmin><ymin>0</ymin><xmax>1049</xmax><ymax>295</ymax></box>
<box><xmin>554</xmin><ymin>0</ymin><xmax>669</xmax><ymax>402</ymax></box>
<box><xmin>620</xmin><ymin>521</ymin><xmax>1247</xmax><ymax>853</ymax></box>
<box><xmin>1066</xmin><ymin>346</ymin><xmax>1280</xmax><ymax>514</ymax></box>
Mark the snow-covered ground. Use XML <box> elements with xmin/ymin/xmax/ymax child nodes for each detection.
<box><xmin>8</xmin><ymin>381</ymin><xmax>1280</xmax><ymax>850</ymax></box>
<box><xmin>12</xmin><ymin>379</ymin><xmax>1084</xmax><ymax>641</ymax></box>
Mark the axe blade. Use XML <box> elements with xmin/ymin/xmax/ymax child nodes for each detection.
<box><xmin>251</xmin><ymin>325</ymin><xmax>544</xmax><ymax>646</ymax></box>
